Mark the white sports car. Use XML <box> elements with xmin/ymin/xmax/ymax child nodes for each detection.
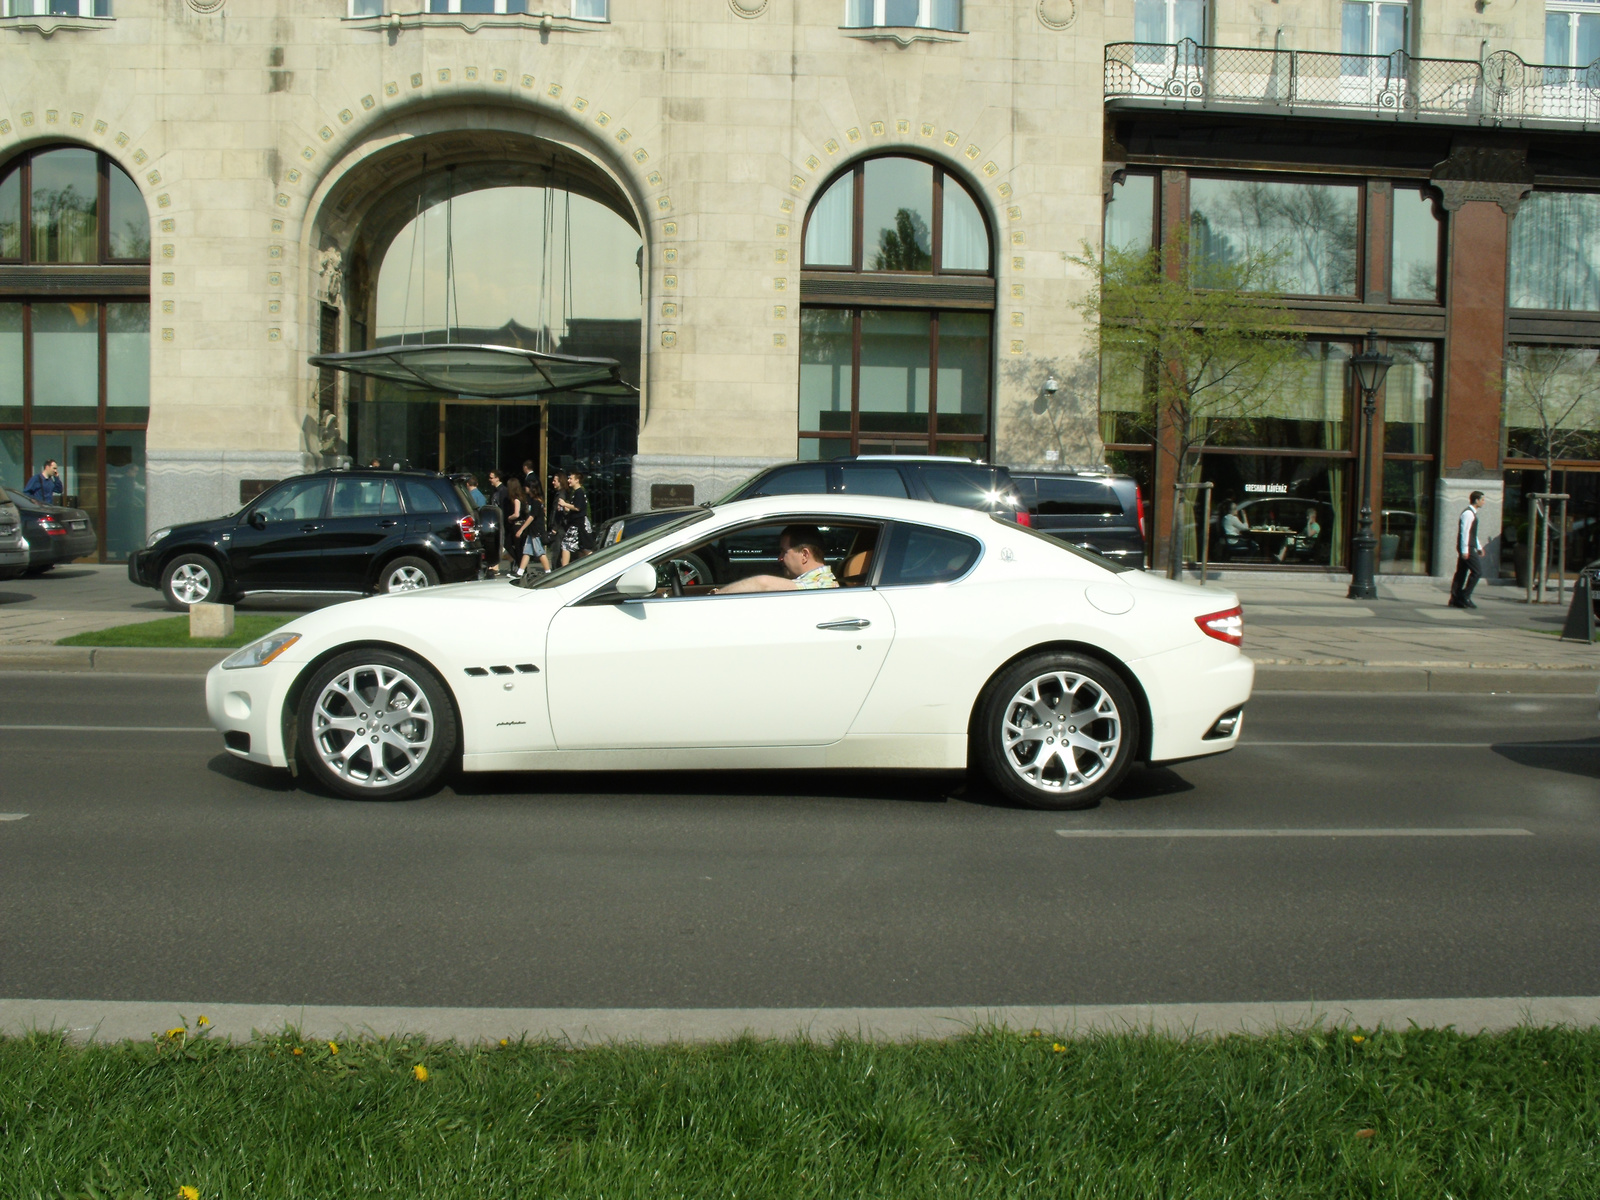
<box><xmin>206</xmin><ymin>494</ymin><xmax>1253</xmax><ymax>810</ymax></box>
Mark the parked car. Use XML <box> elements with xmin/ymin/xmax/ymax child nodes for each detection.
<box><xmin>597</xmin><ymin>456</ymin><xmax>1029</xmax><ymax>549</ymax></box>
<box><xmin>206</xmin><ymin>493</ymin><xmax>1254</xmax><ymax>810</ymax></box>
<box><xmin>4</xmin><ymin>487</ymin><xmax>98</xmax><ymax>574</ymax></box>
<box><xmin>130</xmin><ymin>468</ymin><xmax>486</xmax><ymax>611</ymax></box>
<box><xmin>1009</xmin><ymin>470</ymin><xmax>1145</xmax><ymax>569</ymax></box>
<box><xmin>0</xmin><ymin>491</ymin><xmax>27</xmax><ymax>581</ymax></box>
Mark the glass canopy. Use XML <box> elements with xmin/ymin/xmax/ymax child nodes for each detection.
<box><xmin>308</xmin><ymin>343</ymin><xmax>637</xmax><ymax>401</ymax></box>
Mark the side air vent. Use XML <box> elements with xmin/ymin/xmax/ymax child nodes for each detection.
<box><xmin>515</xmin><ymin>663</ymin><xmax>539</xmax><ymax>673</ymax></box>
<box><xmin>489</xmin><ymin>665</ymin><xmax>515</xmax><ymax>675</ymax></box>
<box><xmin>464</xmin><ymin>667</ymin><xmax>489</xmax><ymax>677</ymax></box>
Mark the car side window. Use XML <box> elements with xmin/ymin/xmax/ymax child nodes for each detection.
<box><xmin>746</xmin><ymin>464</ymin><xmax>828</xmax><ymax>497</ymax></box>
<box><xmin>839</xmin><ymin>467</ymin><xmax>908</xmax><ymax>498</ymax></box>
<box><xmin>401</xmin><ymin>480</ymin><xmax>450</xmax><ymax>514</ymax></box>
<box><xmin>255</xmin><ymin>478</ymin><xmax>328</xmax><ymax>522</ymax></box>
<box><xmin>878</xmin><ymin>523</ymin><xmax>982</xmax><ymax>587</ymax></box>
<box><xmin>919</xmin><ymin>467</ymin><xmax>994</xmax><ymax>510</ymax></box>
<box><xmin>643</xmin><ymin>519</ymin><xmax>882</xmax><ymax>596</ymax></box>
<box><xmin>331</xmin><ymin>478</ymin><xmax>400</xmax><ymax>518</ymax></box>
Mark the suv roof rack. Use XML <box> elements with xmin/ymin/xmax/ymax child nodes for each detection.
<box><xmin>846</xmin><ymin>454</ymin><xmax>986</xmax><ymax>464</ymax></box>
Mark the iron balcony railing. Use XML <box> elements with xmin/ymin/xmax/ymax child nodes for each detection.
<box><xmin>1105</xmin><ymin>41</ymin><xmax>1600</xmax><ymax>128</ymax></box>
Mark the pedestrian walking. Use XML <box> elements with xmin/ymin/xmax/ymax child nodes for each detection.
<box><xmin>465</xmin><ymin>474</ymin><xmax>486</xmax><ymax>507</ymax></box>
<box><xmin>502</xmin><ymin>475</ymin><xmax>526</xmax><ymax>578</ymax></box>
<box><xmin>565</xmin><ymin>470</ymin><xmax>593</xmax><ymax>558</ymax></box>
<box><xmin>1449</xmin><ymin>489</ymin><xmax>1486</xmax><ymax>609</ymax></box>
<box><xmin>516</xmin><ymin>483</ymin><xmax>552</xmax><ymax>577</ymax></box>
<box><xmin>24</xmin><ymin>459</ymin><xmax>62</xmax><ymax>506</ymax></box>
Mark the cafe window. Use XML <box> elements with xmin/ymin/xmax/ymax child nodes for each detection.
<box><xmin>1380</xmin><ymin>342</ymin><xmax>1438</xmax><ymax>574</ymax></box>
<box><xmin>1189</xmin><ymin>176</ymin><xmax>1361</xmax><ymax>297</ymax></box>
<box><xmin>1503</xmin><ymin>344</ymin><xmax>1600</xmax><ymax>464</ymax></box>
<box><xmin>0</xmin><ymin>145</ymin><xmax>149</xmax><ymax>561</ymax></box>
<box><xmin>1509</xmin><ymin>190</ymin><xmax>1600</xmax><ymax>311</ymax></box>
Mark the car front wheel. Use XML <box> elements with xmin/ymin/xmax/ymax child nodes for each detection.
<box><xmin>160</xmin><ymin>553</ymin><xmax>222</xmax><ymax>610</ymax></box>
<box><xmin>974</xmin><ymin>652</ymin><xmax>1140</xmax><ymax>810</ymax></box>
<box><xmin>296</xmin><ymin>649</ymin><xmax>457</xmax><ymax>800</ymax></box>
<box><xmin>379</xmin><ymin>556</ymin><xmax>439</xmax><ymax>594</ymax></box>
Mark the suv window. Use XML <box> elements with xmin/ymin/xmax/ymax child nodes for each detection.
<box><xmin>839</xmin><ymin>466</ymin><xmax>909</xmax><ymax>498</ymax></box>
<box><xmin>331</xmin><ymin>478</ymin><xmax>400</xmax><ymax>518</ymax></box>
<box><xmin>920</xmin><ymin>466</ymin><xmax>1010</xmax><ymax>511</ymax></box>
<box><xmin>255</xmin><ymin>477</ymin><xmax>328</xmax><ymax>522</ymax></box>
<box><xmin>878</xmin><ymin>523</ymin><xmax>982</xmax><ymax>587</ymax></box>
<box><xmin>1032</xmin><ymin>478</ymin><xmax>1125</xmax><ymax>516</ymax></box>
<box><xmin>746</xmin><ymin>464</ymin><xmax>828</xmax><ymax>496</ymax></box>
<box><xmin>401</xmin><ymin>479</ymin><xmax>451</xmax><ymax>514</ymax></box>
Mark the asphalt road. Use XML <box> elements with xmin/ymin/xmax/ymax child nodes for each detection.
<box><xmin>2</xmin><ymin>672</ymin><xmax>1597</xmax><ymax>1010</ymax></box>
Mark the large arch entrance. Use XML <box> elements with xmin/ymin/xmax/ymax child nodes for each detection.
<box><xmin>320</xmin><ymin>128</ymin><xmax>643</xmax><ymax>523</ymax></box>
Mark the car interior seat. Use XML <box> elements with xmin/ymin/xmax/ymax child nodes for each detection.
<box><xmin>838</xmin><ymin>527</ymin><xmax>878</xmax><ymax>586</ymax></box>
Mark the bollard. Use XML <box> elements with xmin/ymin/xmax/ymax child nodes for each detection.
<box><xmin>1559</xmin><ymin>572</ymin><xmax>1596</xmax><ymax>644</ymax></box>
<box><xmin>190</xmin><ymin>601</ymin><xmax>235</xmax><ymax>639</ymax></box>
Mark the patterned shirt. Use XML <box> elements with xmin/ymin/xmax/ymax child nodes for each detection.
<box><xmin>792</xmin><ymin>565</ymin><xmax>839</xmax><ymax>590</ymax></box>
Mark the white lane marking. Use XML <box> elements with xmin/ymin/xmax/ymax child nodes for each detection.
<box><xmin>1242</xmin><ymin>741</ymin><xmax>1598</xmax><ymax>748</ymax></box>
<box><xmin>1057</xmin><ymin>827</ymin><xmax>1534</xmax><ymax>839</ymax></box>
<box><xmin>0</xmin><ymin>813</ymin><xmax>27</xmax><ymax>821</ymax></box>
<box><xmin>0</xmin><ymin>724</ymin><xmax>214</xmax><ymax>732</ymax></box>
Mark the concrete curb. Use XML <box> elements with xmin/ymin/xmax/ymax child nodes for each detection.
<box><xmin>0</xmin><ymin>646</ymin><xmax>230</xmax><ymax>674</ymax></box>
<box><xmin>5</xmin><ymin>996</ymin><xmax>1600</xmax><ymax>1046</ymax></box>
<box><xmin>1254</xmin><ymin>664</ymin><xmax>1600</xmax><ymax>693</ymax></box>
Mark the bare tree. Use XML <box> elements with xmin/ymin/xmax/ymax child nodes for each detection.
<box><xmin>1503</xmin><ymin>345</ymin><xmax>1600</xmax><ymax>494</ymax></box>
<box><xmin>1071</xmin><ymin>223</ymin><xmax>1305</xmax><ymax>576</ymax></box>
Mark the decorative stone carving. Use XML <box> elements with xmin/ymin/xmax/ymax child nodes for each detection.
<box><xmin>1430</xmin><ymin>136</ymin><xmax>1534</xmax><ymax>216</ymax></box>
<box><xmin>317</xmin><ymin>247</ymin><xmax>344</xmax><ymax>306</ymax></box>
<box><xmin>186</xmin><ymin>0</ymin><xmax>226</xmax><ymax>13</ymax></box>
<box><xmin>1037</xmin><ymin>0</ymin><xmax>1077</xmax><ymax>30</ymax></box>
<box><xmin>728</xmin><ymin>0</ymin><xmax>768</xmax><ymax>16</ymax></box>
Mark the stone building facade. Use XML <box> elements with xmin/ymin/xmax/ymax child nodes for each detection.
<box><xmin>1</xmin><ymin>0</ymin><xmax>1596</xmax><ymax>577</ymax></box>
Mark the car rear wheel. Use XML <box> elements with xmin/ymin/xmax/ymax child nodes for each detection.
<box><xmin>161</xmin><ymin>553</ymin><xmax>222</xmax><ymax>610</ymax></box>
<box><xmin>379</xmin><ymin>556</ymin><xmax>439</xmax><ymax>594</ymax></box>
<box><xmin>296</xmin><ymin>649</ymin><xmax>457</xmax><ymax>800</ymax></box>
<box><xmin>973</xmin><ymin>652</ymin><xmax>1139</xmax><ymax>810</ymax></box>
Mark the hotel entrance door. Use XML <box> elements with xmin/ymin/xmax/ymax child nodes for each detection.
<box><xmin>438</xmin><ymin>400</ymin><xmax>547</xmax><ymax>495</ymax></box>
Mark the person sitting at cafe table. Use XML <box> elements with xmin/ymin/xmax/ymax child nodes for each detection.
<box><xmin>1218</xmin><ymin>499</ymin><xmax>1255</xmax><ymax>558</ymax></box>
<box><xmin>714</xmin><ymin>525</ymin><xmax>838</xmax><ymax>593</ymax></box>
<box><xmin>1277</xmin><ymin>507</ymin><xmax>1321</xmax><ymax>562</ymax></box>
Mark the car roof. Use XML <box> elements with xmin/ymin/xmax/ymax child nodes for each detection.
<box><xmin>707</xmin><ymin>491</ymin><xmax>1005</xmax><ymax>535</ymax></box>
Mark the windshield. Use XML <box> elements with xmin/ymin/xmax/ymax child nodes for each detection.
<box><xmin>710</xmin><ymin>469</ymin><xmax>766</xmax><ymax>506</ymax></box>
<box><xmin>516</xmin><ymin>508</ymin><xmax>714</xmax><ymax>590</ymax></box>
<box><xmin>997</xmin><ymin>515</ymin><xmax>1134</xmax><ymax>573</ymax></box>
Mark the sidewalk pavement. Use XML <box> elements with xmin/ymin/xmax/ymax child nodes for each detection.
<box><xmin>0</xmin><ymin>562</ymin><xmax>1594</xmax><ymax>689</ymax></box>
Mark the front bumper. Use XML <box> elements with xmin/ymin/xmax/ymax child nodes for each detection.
<box><xmin>205</xmin><ymin>656</ymin><xmax>303</xmax><ymax>768</ymax></box>
<box><xmin>128</xmin><ymin>550</ymin><xmax>154</xmax><ymax>587</ymax></box>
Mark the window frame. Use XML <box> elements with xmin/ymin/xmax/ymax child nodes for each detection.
<box><xmin>3</xmin><ymin>0</ymin><xmax>112</xmax><ymax>16</ymax></box>
<box><xmin>1544</xmin><ymin>1</ymin><xmax>1600</xmax><ymax>67</ymax></box>
<box><xmin>844</xmin><ymin>0</ymin><xmax>962</xmax><ymax>31</ymax></box>
<box><xmin>801</xmin><ymin>155</ymin><xmax>993</xmax><ymax>277</ymax></box>
<box><xmin>1387</xmin><ymin>183</ymin><xmax>1445</xmax><ymax>306</ymax></box>
<box><xmin>0</xmin><ymin>146</ymin><xmax>150</xmax><ymax>267</ymax></box>
<box><xmin>408</xmin><ymin>0</ymin><xmax>608</xmax><ymax>15</ymax></box>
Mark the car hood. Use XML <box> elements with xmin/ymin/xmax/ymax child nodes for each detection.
<box><xmin>270</xmin><ymin>577</ymin><xmax>553</xmax><ymax>646</ymax></box>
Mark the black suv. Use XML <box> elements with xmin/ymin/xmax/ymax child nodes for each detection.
<box><xmin>130</xmin><ymin>469</ymin><xmax>486</xmax><ymax>609</ymax></box>
<box><xmin>598</xmin><ymin>456</ymin><xmax>1027</xmax><ymax>547</ymax></box>
<box><xmin>1008</xmin><ymin>470</ymin><xmax>1146</xmax><ymax>569</ymax></box>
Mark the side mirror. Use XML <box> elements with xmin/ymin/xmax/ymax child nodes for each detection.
<box><xmin>248</xmin><ymin>511</ymin><xmax>267</xmax><ymax>530</ymax></box>
<box><xmin>614</xmin><ymin>561</ymin><xmax>658</xmax><ymax>597</ymax></box>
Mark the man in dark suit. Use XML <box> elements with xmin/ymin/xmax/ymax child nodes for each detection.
<box><xmin>1449</xmin><ymin>490</ymin><xmax>1486</xmax><ymax>609</ymax></box>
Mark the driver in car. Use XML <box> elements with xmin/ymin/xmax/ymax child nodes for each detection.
<box><xmin>714</xmin><ymin>525</ymin><xmax>839</xmax><ymax>593</ymax></box>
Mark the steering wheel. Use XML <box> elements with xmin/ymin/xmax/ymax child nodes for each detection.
<box><xmin>668</xmin><ymin>560</ymin><xmax>684</xmax><ymax>597</ymax></box>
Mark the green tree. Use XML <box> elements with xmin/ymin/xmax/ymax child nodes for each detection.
<box><xmin>1071</xmin><ymin>223</ymin><xmax>1305</xmax><ymax>576</ymax></box>
<box><xmin>872</xmin><ymin>208</ymin><xmax>932</xmax><ymax>271</ymax></box>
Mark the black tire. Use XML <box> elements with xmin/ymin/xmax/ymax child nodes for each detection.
<box><xmin>663</xmin><ymin>551</ymin><xmax>712</xmax><ymax>595</ymax></box>
<box><xmin>973</xmin><ymin>651</ymin><xmax>1141</xmax><ymax>811</ymax></box>
<box><xmin>160</xmin><ymin>552</ymin><xmax>223</xmax><ymax>610</ymax></box>
<box><xmin>378</xmin><ymin>555</ymin><xmax>439</xmax><ymax>594</ymax></box>
<box><xmin>295</xmin><ymin>648</ymin><xmax>458</xmax><ymax>801</ymax></box>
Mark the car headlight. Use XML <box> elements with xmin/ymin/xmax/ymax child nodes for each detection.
<box><xmin>146</xmin><ymin>527</ymin><xmax>171</xmax><ymax>548</ymax></box>
<box><xmin>221</xmin><ymin>632</ymin><xmax>300</xmax><ymax>670</ymax></box>
<box><xmin>607</xmin><ymin>522</ymin><xmax>625</xmax><ymax>545</ymax></box>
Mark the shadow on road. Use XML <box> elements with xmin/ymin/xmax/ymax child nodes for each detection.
<box><xmin>0</xmin><ymin>590</ymin><xmax>35</xmax><ymax>606</ymax></box>
<box><xmin>1111</xmin><ymin>765</ymin><xmax>1197</xmax><ymax>803</ymax></box>
<box><xmin>1492</xmin><ymin>737</ymin><xmax>1600</xmax><ymax>780</ymax></box>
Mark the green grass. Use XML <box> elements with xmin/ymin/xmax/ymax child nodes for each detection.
<box><xmin>5</xmin><ymin>1025</ymin><xmax>1600</xmax><ymax>1198</ymax></box>
<box><xmin>57</xmin><ymin>614</ymin><xmax>293</xmax><ymax>649</ymax></box>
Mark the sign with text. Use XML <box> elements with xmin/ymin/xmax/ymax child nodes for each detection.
<box><xmin>651</xmin><ymin>483</ymin><xmax>695</xmax><ymax>509</ymax></box>
<box><xmin>1244</xmin><ymin>483</ymin><xmax>1289</xmax><ymax>494</ymax></box>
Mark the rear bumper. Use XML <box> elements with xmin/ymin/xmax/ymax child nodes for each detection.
<box><xmin>1134</xmin><ymin>644</ymin><xmax>1255</xmax><ymax>763</ymax></box>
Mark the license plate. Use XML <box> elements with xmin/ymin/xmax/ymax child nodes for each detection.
<box><xmin>70</xmin><ymin>520</ymin><xmax>86</xmax><ymax>530</ymax></box>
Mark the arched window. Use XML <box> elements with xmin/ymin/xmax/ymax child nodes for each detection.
<box><xmin>0</xmin><ymin>147</ymin><xmax>149</xmax><ymax>561</ymax></box>
<box><xmin>799</xmin><ymin>155</ymin><xmax>994</xmax><ymax>459</ymax></box>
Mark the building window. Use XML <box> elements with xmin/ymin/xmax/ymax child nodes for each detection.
<box><xmin>571</xmin><ymin>0</ymin><xmax>607</xmax><ymax>19</ymax></box>
<box><xmin>1380</xmin><ymin>342</ymin><xmax>1438</xmax><ymax>574</ymax></box>
<box><xmin>844</xmin><ymin>0</ymin><xmax>961</xmax><ymax>32</ymax></box>
<box><xmin>1341</xmin><ymin>0</ymin><xmax>1408</xmax><ymax>60</ymax></box>
<box><xmin>348</xmin><ymin>0</ymin><xmax>384</xmax><ymax>15</ymax></box>
<box><xmin>0</xmin><ymin>146</ymin><xmax>149</xmax><ymax>561</ymax></box>
<box><xmin>3</xmin><ymin>1</ymin><xmax>112</xmax><ymax>15</ymax></box>
<box><xmin>803</xmin><ymin>156</ymin><xmax>991</xmax><ymax>273</ymax></box>
<box><xmin>1134</xmin><ymin>0</ymin><xmax>1204</xmax><ymax>44</ymax></box>
<box><xmin>1105</xmin><ymin>172</ymin><xmax>1157</xmax><ymax>256</ymax></box>
<box><xmin>1546</xmin><ymin>2</ymin><xmax>1600</xmax><ymax>67</ymax></box>
<box><xmin>419</xmin><ymin>0</ymin><xmax>604</xmax><ymax>14</ymax></box>
<box><xmin>1189</xmin><ymin>176</ymin><xmax>1361</xmax><ymax>298</ymax></box>
<box><xmin>1390</xmin><ymin>185</ymin><xmax>1442</xmax><ymax>302</ymax></box>
<box><xmin>1510</xmin><ymin>190</ymin><xmax>1600</xmax><ymax>311</ymax></box>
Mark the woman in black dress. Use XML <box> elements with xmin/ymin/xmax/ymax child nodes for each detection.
<box><xmin>558</xmin><ymin>470</ymin><xmax>592</xmax><ymax>563</ymax></box>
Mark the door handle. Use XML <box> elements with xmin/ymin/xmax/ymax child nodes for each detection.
<box><xmin>300</xmin><ymin>523</ymin><xmax>320</xmax><ymax>532</ymax></box>
<box><xmin>816</xmin><ymin>618</ymin><xmax>871</xmax><ymax>631</ymax></box>
<box><xmin>379</xmin><ymin>519</ymin><xmax>398</xmax><ymax>528</ymax></box>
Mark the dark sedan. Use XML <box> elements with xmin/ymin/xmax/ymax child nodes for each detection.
<box><xmin>5</xmin><ymin>488</ymin><xmax>98</xmax><ymax>574</ymax></box>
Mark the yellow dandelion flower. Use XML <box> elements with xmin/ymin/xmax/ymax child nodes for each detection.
<box><xmin>1052</xmin><ymin>1043</ymin><xmax>1067</xmax><ymax>1053</ymax></box>
<box><xmin>291</xmin><ymin>1047</ymin><xmax>303</xmax><ymax>1056</ymax></box>
<box><xmin>179</xmin><ymin>1187</ymin><xmax>199</xmax><ymax>1200</ymax></box>
<box><xmin>195</xmin><ymin>1016</ymin><xmax>209</xmax><ymax>1027</ymax></box>
<box><xmin>328</xmin><ymin>1042</ymin><xmax>339</xmax><ymax>1055</ymax></box>
<box><xmin>166</xmin><ymin>1028</ymin><xmax>185</xmax><ymax>1040</ymax></box>
<box><xmin>413</xmin><ymin>1064</ymin><xmax>429</xmax><ymax>1082</ymax></box>
<box><xmin>1352</xmin><ymin>1034</ymin><xmax>1366</xmax><ymax>1044</ymax></box>
<box><xmin>499</xmin><ymin>1038</ymin><xmax>509</xmax><ymax>1047</ymax></box>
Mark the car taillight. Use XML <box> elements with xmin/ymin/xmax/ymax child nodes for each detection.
<box><xmin>1196</xmin><ymin>606</ymin><xmax>1243</xmax><ymax>647</ymax></box>
<box><xmin>458</xmin><ymin>514</ymin><xmax>477</xmax><ymax>543</ymax></box>
<box><xmin>1016</xmin><ymin>511</ymin><xmax>1032</xmax><ymax>527</ymax></box>
<box><xmin>37</xmin><ymin>517</ymin><xmax>65</xmax><ymax>536</ymax></box>
<box><xmin>1134</xmin><ymin>484</ymin><xmax>1146</xmax><ymax>540</ymax></box>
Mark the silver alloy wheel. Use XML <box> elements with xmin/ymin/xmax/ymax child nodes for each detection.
<box><xmin>310</xmin><ymin>663</ymin><xmax>435</xmax><ymax>789</ymax></box>
<box><xmin>1000</xmin><ymin>670</ymin><xmax>1122</xmax><ymax>795</ymax></box>
<box><xmin>169</xmin><ymin>562</ymin><xmax>213</xmax><ymax>605</ymax></box>
<box><xmin>386</xmin><ymin>563</ymin><xmax>431</xmax><ymax>591</ymax></box>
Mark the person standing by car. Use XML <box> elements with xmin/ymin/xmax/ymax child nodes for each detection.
<box><xmin>1449</xmin><ymin>490</ymin><xmax>1486</xmax><ymax>609</ymax></box>
<box><xmin>24</xmin><ymin>460</ymin><xmax>62</xmax><ymax>506</ymax></box>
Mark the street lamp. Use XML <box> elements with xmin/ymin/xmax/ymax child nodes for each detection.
<box><xmin>1347</xmin><ymin>330</ymin><xmax>1393</xmax><ymax>600</ymax></box>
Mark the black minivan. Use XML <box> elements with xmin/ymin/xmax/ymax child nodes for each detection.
<box><xmin>1009</xmin><ymin>470</ymin><xmax>1146</xmax><ymax>569</ymax></box>
<box><xmin>130</xmin><ymin>468</ymin><xmax>486</xmax><ymax>609</ymax></box>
